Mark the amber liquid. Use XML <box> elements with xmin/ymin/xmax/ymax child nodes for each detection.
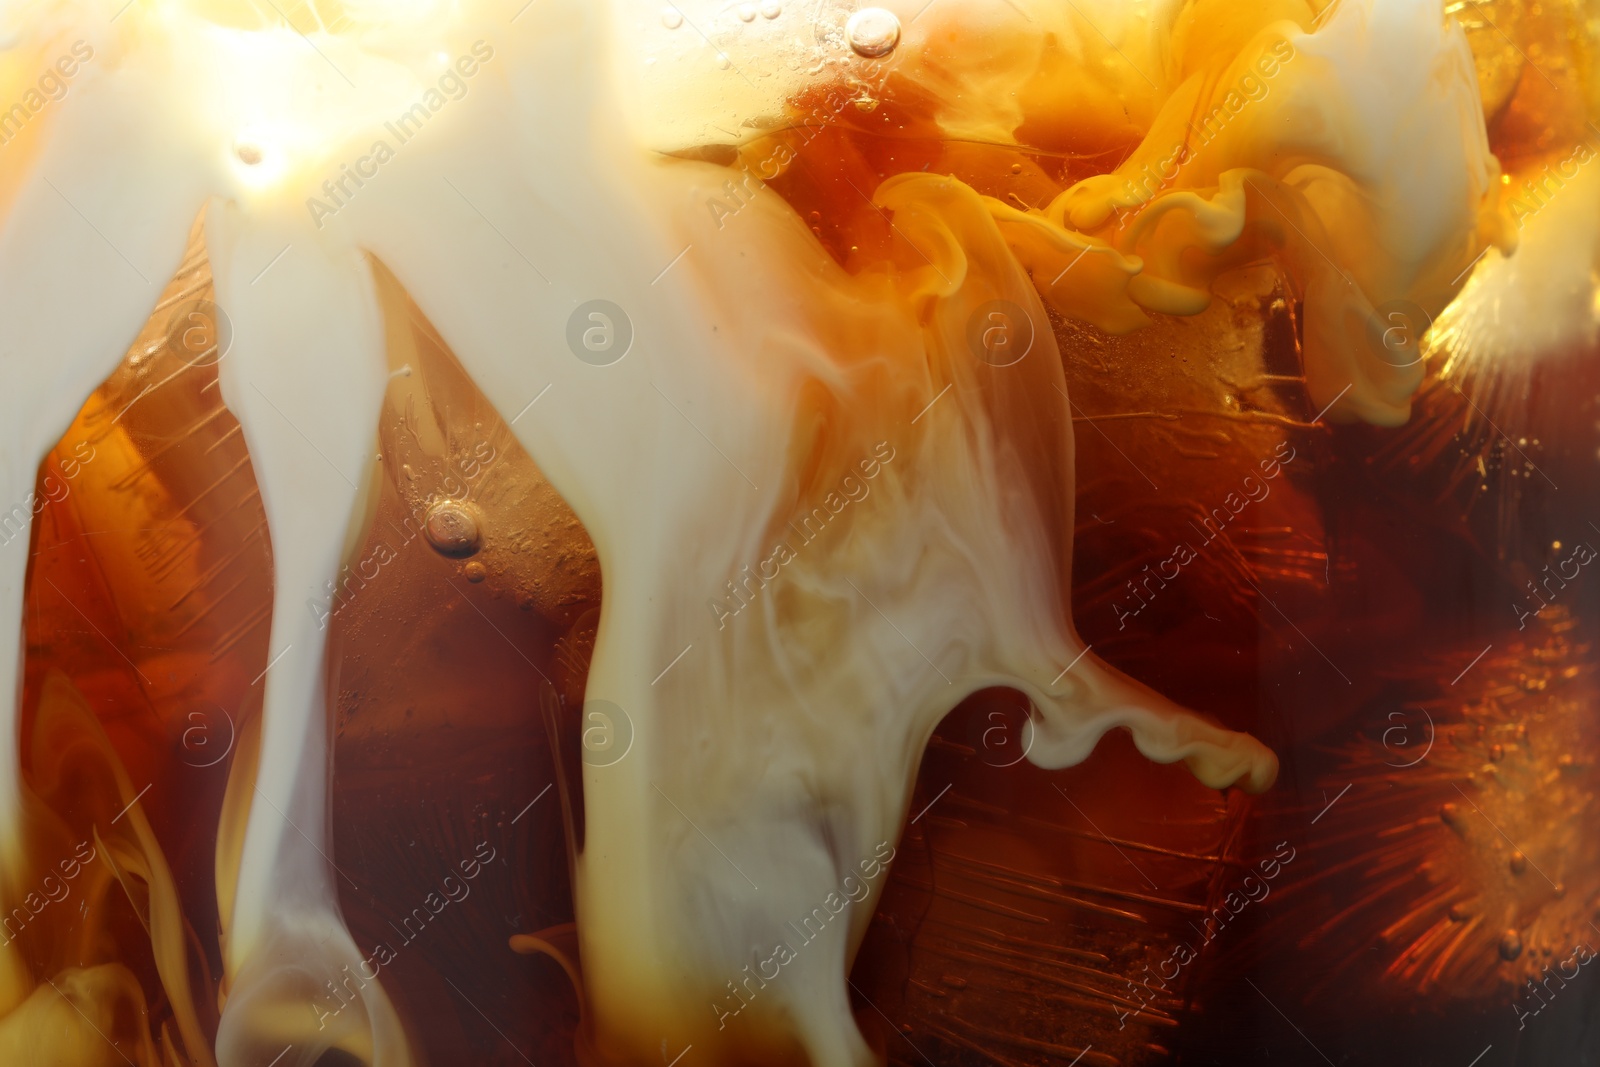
<box><xmin>14</xmin><ymin>2</ymin><xmax>1600</xmax><ymax>1064</ymax></box>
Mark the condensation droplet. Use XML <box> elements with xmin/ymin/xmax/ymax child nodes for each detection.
<box><xmin>760</xmin><ymin>0</ymin><xmax>782</xmax><ymax>17</ymax></box>
<box><xmin>464</xmin><ymin>561</ymin><xmax>488</xmax><ymax>583</ymax></box>
<box><xmin>661</xmin><ymin>7</ymin><xmax>683</xmax><ymax>29</ymax></box>
<box><xmin>846</xmin><ymin>7</ymin><xmax>901</xmax><ymax>59</ymax></box>
<box><xmin>1439</xmin><ymin>802</ymin><xmax>1460</xmax><ymax>826</ymax></box>
<box><xmin>716</xmin><ymin>51</ymin><xmax>732</xmax><ymax>69</ymax></box>
<box><xmin>1510</xmin><ymin>851</ymin><xmax>1527</xmax><ymax>876</ymax></box>
<box><xmin>425</xmin><ymin>501</ymin><xmax>482</xmax><ymax>558</ymax></box>
<box><xmin>1499</xmin><ymin>929</ymin><xmax>1523</xmax><ymax>961</ymax></box>
<box><xmin>738</xmin><ymin>3</ymin><xmax>756</xmax><ymax>21</ymax></box>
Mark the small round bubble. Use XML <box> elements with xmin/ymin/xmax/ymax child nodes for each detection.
<box><xmin>1498</xmin><ymin>929</ymin><xmax>1523</xmax><ymax>961</ymax></box>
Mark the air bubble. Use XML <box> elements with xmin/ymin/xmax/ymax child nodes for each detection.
<box><xmin>761</xmin><ymin>1</ymin><xmax>781</xmax><ymax>17</ymax></box>
<box><xmin>846</xmin><ymin>7</ymin><xmax>900</xmax><ymax>58</ymax></box>
<box><xmin>425</xmin><ymin>501</ymin><xmax>482</xmax><ymax>558</ymax></box>
<box><xmin>716</xmin><ymin>52</ymin><xmax>732</xmax><ymax>69</ymax></box>
<box><xmin>661</xmin><ymin>7</ymin><xmax>683</xmax><ymax>29</ymax></box>
<box><xmin>738</xmin><ymin>4</ymin><xmax>756</xmax><ymax>21</ymax></box>
<box><xmin>1499</xmin><ymin>929</ymin><xmax>1523</xmax><ymax>961</ymax></box>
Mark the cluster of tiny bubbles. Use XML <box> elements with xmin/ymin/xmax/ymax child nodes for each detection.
<box><xmin>662</xmin><ymin>2</ymin><xmax>782</xmax><ymax>29</ymax></box>
<box><xmin>809</xmin><ymin>0</ymin><xmax>859</xmax><ymax>52</ymax></box>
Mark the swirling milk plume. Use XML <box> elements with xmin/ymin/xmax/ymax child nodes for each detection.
<box><xmin>0</xmin><ymin>0</ymin><xmax>1508</xmax><ymax>1065</ymax></box>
